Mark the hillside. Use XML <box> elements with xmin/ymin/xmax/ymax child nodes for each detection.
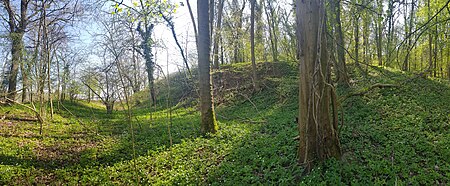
<box><xmin>1</xmin><ymin>62</ymin><xmax>449</xmax><ymax>185</ymax></box>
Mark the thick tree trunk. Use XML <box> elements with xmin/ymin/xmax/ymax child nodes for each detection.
<box><xmin>7</xmin><ymin>35</ymin><xmax>23</xmax><ymax>101</ymax></box>
<box><xmin>198</xmin><ymin>0</ymin><xmax>218</xmax><ymax>134</ymax></box>
<box><xmin>106</xmin><ymin>102</ymin><xmax>114</xmax><ymax>114</ymax></box>
<box><xmin>296</xmin><ymin>0</ymin><xmax>341</xmax><ymax>172</ymax></box>
<box><xmin>4</xmin><ymin>0</ymin><xmax>28</xmax><ymax>102</ymax></box>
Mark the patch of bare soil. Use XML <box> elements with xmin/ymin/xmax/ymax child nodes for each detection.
<box><xmin>33</xmin><ymin>140</ymin><xmax>98</xmax><ymax>165</ymax></box>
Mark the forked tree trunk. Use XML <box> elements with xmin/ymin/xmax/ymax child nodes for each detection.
<box><xmin>198</xmin><ymin>0</ymin><xmax>218</xmax><ymax>134</ymax></box>
<box><xmin>106</xmin><ymin>102</ymin><xmax>114</xmax><ymax>114</ymax></box>
<box><xmin>296</xmin><ymin>0</ymin><xmax>341</xmax><ymax>172</ymax></box>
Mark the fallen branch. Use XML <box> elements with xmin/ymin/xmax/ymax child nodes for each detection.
<box><xmin>1</xmin><ymin>115</ymin><xmax>38</xmax><ymax>122</ymax></box>
<box><xmin>217</xmin><ymin>114</ymin><xmax>266</xmax><ymax>124</ymax></box>
<box><xmin>341</xmin><ymin>83</ymin><xmax>398</xmax><ymax>102</ymax></box>
<box><xmin>4</xmin><ymin>98</ymin><xmax>44</xmax><ymax>124</ymax></box>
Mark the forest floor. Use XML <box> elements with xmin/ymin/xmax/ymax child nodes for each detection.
<box><xmin>0</xmin><ymin>62</ymin><xmax>449</xmax><ymax>185</ymax></box>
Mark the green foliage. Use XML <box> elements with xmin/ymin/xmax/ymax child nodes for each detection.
<box><xmin>1</xmin><ymin>63</ymin><xmax>449</xmax><ymax>184</ymax></box>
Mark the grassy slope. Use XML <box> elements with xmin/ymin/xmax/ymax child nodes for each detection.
<box><xmin>0</xmin><ymin>63</ymin><xmax>449</xmax><ymax>185</ymax></box>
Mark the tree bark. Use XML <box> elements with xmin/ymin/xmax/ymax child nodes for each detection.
<box><xmin>428</xmin><ymin>0</ymin><xmax>433</xmax><ymax>76</ymax></box>
<box><xmin>212</xmin><ymin>0</ymin><xmax>224</xmax><ymax>69</ymax></box>
<box><xmin>296</xmin><ymin>0</ymin><xmax>341</xmax><ymax>172</ymax></box>
<box><xmin>137</xmin><ymin>23</ymin><xmax>157</xmax><ymax>105</ymax></box>
<box><xmin>386</xmin><ymin>0</ymin><xmax>395</xmax><ymax>65</ymax></box>
<box><xmin>265</xmin><ymin>0</ymin><xmax>278</xmax><ymax>62</ymax></box>
<box><xmin>250</xmin><ymin>0</ymin><xmax>259</xmax><ymax>91</ymax></box>
<box><xmin>186</xmin><ymin>0</ymin><xmax>198</xmax><ymax>45</ymax></box>
<box><xmin>198</xmin><ymin>0</ymin><xmax>218</xmax><ymax>134</ymax></box>
<box><xmin>3</xmin><ymin>0</ymin><xmax>29</xmax><ymax>102</ymax></box>
<box><xmin>375</xmin><ymin>0</ymin><xmax>383</xmax><ymax>66</ymax></box>
<box><xmin>330</xmin><ymin>0</ymin><xmax>349</xmax><ymax>86</ymax></box>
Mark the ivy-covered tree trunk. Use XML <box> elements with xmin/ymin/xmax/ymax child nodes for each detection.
<box><xmin>138</xmin><ymin>23</ymin><xmax>156</xmax><ymax>105</ymax></box>
<box><xmin>296</xmin><ymin>0</ymin><xmax>341</xmax><ymax>172</ymax></box>
<box><xmin>198</xmin><ymin>0</ymin><xmax>218</xmax><ymax>134</ymax></box>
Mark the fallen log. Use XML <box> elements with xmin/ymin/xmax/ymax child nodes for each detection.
<box><xmin>341</xmin><ymin>83</ymin><xmax>398</xmax><ymax>102</ymax></box>
<box><xmin>1</xmin><ymin>115</ymin><xmax>39</xmax><ymax>122</ymax></box>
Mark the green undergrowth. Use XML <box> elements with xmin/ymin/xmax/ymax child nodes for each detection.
<box><xmin>0</xmin><ymin>63</ymin><xmax>449</xmax><ymax>185</ymax></box>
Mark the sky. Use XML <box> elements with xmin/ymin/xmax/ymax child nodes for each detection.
<box><xmin>76</xmin><ymin>0</ymin><xmax>199</xmax><ymax>76</ymax></box>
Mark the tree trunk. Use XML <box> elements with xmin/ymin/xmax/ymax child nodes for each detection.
<box><xmin>20</xmin><ymin>54</ymin><xmax>28</xmax><ymax>102</ymax></box>
<box><xmin>354</xmin><ymin>15</ymin><xmax>360</xmax><ymax>66</ymax></box>
<box><xmin>296</xmin><ymin>0</ymin><xmax>341</xmax><ymax>172</ymax></box>
<box><xmin>265</xmin><ymin>0</ymin><xmax>278</xmax><ymax>62</ymax></box>
<box><xmin>250</xmin><ymin>0</ymin><xmax>259</xmax><ymax>91</ymax></box>
<box><xmin>375</xmin><ymin>0</ymin><xmax>383</xmax><ymax>66</ymax></box>
<box><xmin>386</xmin><ymin>0</ymin><xmax>394</xmax><ymax>66</ymax></box>
<box><xmin>138</xmin><ymin>23</ymin><xmax>157</xmax><ymax>105</ymax></box>
<box><xmin>256</xmin><ymin>0</ymin><xmax>264</xmax><ymax>61</ymax></box>
<box><xmin>362</xmin><ymin>2</ymin><xmax>370</xmax><ymax>73</ymax></box>
<box><xmin>330</xmin><ymin>0</ymin><xmax>349</xmax><ymax>86</ymax></box>
<box><xmin>7</xmin><ymin>34</ymin><xmax>23</xmax><ymax>101</ymax></box>
<box><xmin>428</xmin><ymin>0</ymin><xmax>433</xmax><ymax>76</ymax></box>
<box><xmin>4</xmin><ymin>0</ymin><xmax>28</xmax><ymax>102</ymax></box>
<box><xmin>213</xmin><ymin>0</ymin><xmax>224</xmax><ymax>69</ymax></box>
<box><xmin>198</xmin><ymin>0</ymin><xmax>218</xmax><ymax>134</ymax></box>
<box><xmin>186</xmin><ymin>0</ymin><xmax>198</xmax><ymax>45</ymax></box>
<box><xmin>42</xmin><ymin>4</ymin><xmax>53</xmax><ymax>119</ymax></box>
<box><xmin>106</xmin><ymin>102</ymin><xmax>114</xmax><ymax>114</ymax></box>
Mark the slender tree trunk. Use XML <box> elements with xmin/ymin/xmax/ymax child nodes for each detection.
<box><xmin>354</xmin><ymin>15</ymin><xmax>360</xmax><ymax>65</ymax></box>
<box><xmin>428</xmin><ymin>0</ymin><xmax>433</xmax><ymax>76</ymax></box>
<box><xmin>433</xmin><ymin>14</ymin><xmax>438</xmax><ymax>77</ymax></box>
<box><xmin>250</xmin><ymin>0</ymin><xmax>259</xmax><ymax>91</ymax></box>
<box><xmin>265</xmin><ymin>0</ymin><xmax>278</xmax><ymax>62</ymax></box>
<box><xmin>186</xmin><ymin>0</ymin><xmax>198</xmax><ymax>45</ymax></box>
<box><xmin>209</xmin><ymin>0</ymin><xmax>214</xmax><ymax>39</ymax></box>
<box><xmin>213</xmin><ymin>0</ymin><xmax>224</xmax><ymax>69</ymax></box>
<box><xmin>447</xmin><ymin>36</ymin><xmax>449</xmax><ymax>79</ymax></box>
<box><xmin>296</xmin><ymin>0</ymin><xmax>341</xmax><ymax>172</ymax></box>
<box><xmin>20</xmin><ymin>56</ymin><xmax>28</xmax><ymax>102</ymax></box>
<box><xmin>375</xmin><ymin>0</ymin><xmax>383</xmax><ymax>66</ymax></box>
<box><xmin>362</xmin><ymin>2</ymin><xmax>370</xmax><ymax>73</ymax></box>
<box><xmin>331</xmin><ymin>0</ymin><xmax>349</xmax><ymax>86</ymax></box>
<box><xmin>166</xmin><ymin>50</ymin><xmax>173</xmax><ymax>146</ymax></box>
<box><xmin>386</xmin><ymin>0</ymin><xmax>394</xmax><ymax>66</ymax></box>
<box><xmin>256</xmin><ymin>0</ymin><xmax>264</xmax><ymax>61</ymax></box>
<box><xmin>198</xmin><ymin>0</ymin><xmax>218</xmax><ymax>134</ymax></box>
